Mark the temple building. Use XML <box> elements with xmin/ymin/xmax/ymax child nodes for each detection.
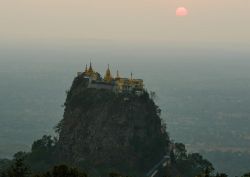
<box><xmin>82</xmin><ymin>63</ymin><xmax>101</xmax><ymax>81</ymax></box>
<box><xmin>77</xmin><ymin>63</ymin><xmax>144</xmax><ymax>94</ymax></box>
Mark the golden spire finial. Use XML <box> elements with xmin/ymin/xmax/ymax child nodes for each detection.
<box><xmin>88</xmin><ymin>60</ymin><xmax>93</xmax><ymax>73</ymax></box>
<box><xmin>104</xmin><ymin>64</ymin><xmax>112</xmax><ymax>82</ymax></box>
<box><xmin>107</xmin><ymin>64</ymin><xmax>111</xmax><ymax>73</ymax></box>
<box><xmin>89</xmin><ymin>61</ymin><xmax>92</xmax><ymax>68</ymax></box>
<box><xmin>116</xmin><ymin>70</ymin><xmax>120</xmax><ymax>78</ymax></box>
<box><xmin>85</xmin><ymin>64</ymin><xmax>88</xmax><ymax>72</ymax></box>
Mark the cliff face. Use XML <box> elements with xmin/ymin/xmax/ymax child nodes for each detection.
<box><xmin>57</xmin><ymin>74</ymin><xmax>170</xmax><ymax>176</ymax></box>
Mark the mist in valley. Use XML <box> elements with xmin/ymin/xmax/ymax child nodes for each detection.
<box><xmin>0</xmin><ymin>43</ymin><xmax>250</xmax><ymax>176</ymax></box>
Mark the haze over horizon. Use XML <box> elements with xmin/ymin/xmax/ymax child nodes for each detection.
<box><xmin>1</xmin><ymin>0</ymin><xmax>249</xmax><ymax>51</ymax></box>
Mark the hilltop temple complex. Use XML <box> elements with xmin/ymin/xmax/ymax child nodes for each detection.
<box><xmin>77</xmin><ymin>63</ymin><xmax>144</xmax><ymax>94</ymax></box>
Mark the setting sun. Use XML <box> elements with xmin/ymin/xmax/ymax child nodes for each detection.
<box><xmin>176</xmin><ymin>7</ymin><xmax>188</xmax><ymax>16</ymax></box>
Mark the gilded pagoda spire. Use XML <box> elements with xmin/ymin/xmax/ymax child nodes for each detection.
<box><xmin>85</xmin><ymin>64</ymin><xmax>88</xmax><ymax>73</ymax></box>
<box><xmin>104</xmin><ymin>64</ymin><xmax>113</xmax><ymax>82</ymax></box>
<box><xmin>88</xmin><ymin>61</ymin><xmax>94</xmax><ymax>74</ymax></box>
<box><xmin>116</xmin><ymin>70</ymin><xmax>120</xmax><ymax>78</ymax></box>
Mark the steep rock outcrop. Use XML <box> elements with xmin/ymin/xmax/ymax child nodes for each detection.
<box><xmin>57</xmin><ymin>74</ymin><xmax>170</xmax><ymax>176</ymax></box>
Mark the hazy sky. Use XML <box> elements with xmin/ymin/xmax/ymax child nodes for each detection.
<box><xmin>0</xmin><ymin>0</ymin><xmax>249</xmax><ymax>47</ymax></box>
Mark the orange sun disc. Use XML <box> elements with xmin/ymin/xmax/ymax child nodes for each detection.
<box><xmin>176</xmin><ymin>7</ymin><xmax>188</xmax><ymax>16</ymax></box>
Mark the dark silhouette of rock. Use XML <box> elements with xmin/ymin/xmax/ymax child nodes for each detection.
<box><xmin>57</xmin><ymin>74</ymin><xmax>170</xmax><ymax>176</ymax></box>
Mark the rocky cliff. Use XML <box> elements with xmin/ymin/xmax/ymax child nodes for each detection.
<box><xmin>57</xmin><ymin>74</ymin><xmax>170</xmax><ymax>176</ymax></box>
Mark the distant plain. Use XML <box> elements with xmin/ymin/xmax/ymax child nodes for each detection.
<box><xmin>0</xmin><ymin>43</ymin><xmax>250</xmax><ymax>176</ymax></box>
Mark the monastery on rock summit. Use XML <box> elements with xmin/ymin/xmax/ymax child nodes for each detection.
<box><xmin>77</xmin><ymin>62</ymin><xmax>144</xmax><ymax>94</ymax></box>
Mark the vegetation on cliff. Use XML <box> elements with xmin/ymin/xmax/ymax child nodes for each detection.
<box><xmin>1</xmin><ymin>156</ymin><xmax>250</xmax><ymax>177</ymax></box>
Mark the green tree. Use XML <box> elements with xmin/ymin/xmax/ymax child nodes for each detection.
<box><xmin>54</xmin><ymin>165</ymin><xmax>87</xmax><ymax>177</ymax></box>
<box><xmin>172</xmin><ymin>142</ymin><xmax>214</xmax><ymax>177</ymax></box>
<box><xmin>13</xmin><ymin>152</ymin><xmax>28</xmax><ymax>160</ymax></box>
<box><xmin>31</xmin><ymin>135</ymin><xmax>55</xmax><ymax>152</ymax></box>
<box><xmin>6</xmin><ymin>158</ymin><xmax>30</xmax><ymax>177</ymax></box>
<box><xmin>30</xmin><ymin>135</ymin><xmax>57</xmax><ymax>162</ymax></box>
<box><xmin>174</xmin><ymin>143</ymin><xmax>187</xmax><ymax>160</ymax></box>
<box><xmin>33</xmin><ymin>165</ymin><xmax>87</xmax><ymax>177</ymax></box>
<box><xmin>109</xmin><ymin>173</ymin><xmax>127</xmax><ymax>177</ymax></box>
<box><xmin>170</xmin><ymin>149</ymin><xmax>176</xmax><ymax>164</ymax></box>
<box><xmin>215</xmin><ymin>173</ymin><xmax>228</xmax><ymax>177</ymax></box>
<box><xmin>242</xmin><ymin>172</ymin><xmax>250</xmax><ymax>177</ymax></box>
